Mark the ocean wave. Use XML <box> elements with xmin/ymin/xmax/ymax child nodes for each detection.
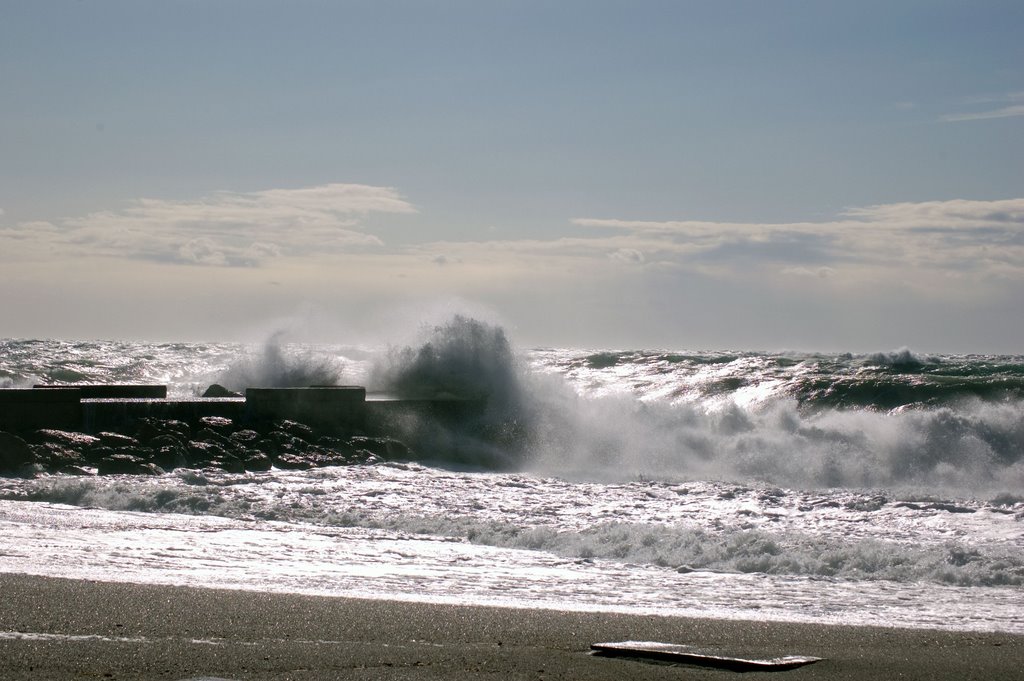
<box><xmin>460</xmin><ymin>521</ymin><xmax>1024</xmax><ymax>588</ymax></box>
<box><xmin>216</xmin><ymin>331</ymin><xmax>344</xmax><ymax>391</ymax></box>
<box><xmin>4</xmin><ymin>328</ymin><xmax>1024</xmax><ymax>493</ymax></box>
<box><xmin>348</xmin><ymin>323</ymin><xmax>1024</xmax><ymax>492</ymax></box>
<box><xmin>863</xmin><ymin>346</ymin><xmax>936</xmax><ymax>369</ymax></box>
<box><xmin>6</xmin><ymin>474</ymin><xmax>1021</xmax><ymax>589</ymax></box>
<box><xmin>526</xmin><ymin>394</ymin><xmax>1024</xmax><ymax>493</ymax></box>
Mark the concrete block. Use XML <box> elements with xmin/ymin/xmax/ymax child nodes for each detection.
<box><xmin>0</xmin><ymin>388</ymin><xmax>83</xmax><ymax>433</ymax></box>
<box><xmin>245</xmin><ymin>387</ymin><xmax>367</xmax><ymax>432</ymax></box>
<box><xmin>81</xmin><ymin>398</ymin><xmax>246</xmax><ymax>434</ymax></box>
<box><xmin>35</xmin><ymin>384</ymin><xmax>167</xmax><ymax>399</ymax></box>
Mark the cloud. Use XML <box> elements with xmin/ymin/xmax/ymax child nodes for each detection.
<box><xmin>0</xmin><ymin>183</ymin><xmax>415</xmax><ymax>266</ymax></box>
<box><xmin>781</xmin><ymin>266</ymin><xmax>836</xmax><ymax>278</ymax></box>
<box><xmin>610</xmin><ymin>248</ymin><xmax>645</xmax><ymax>264</ymax></box>
<box><xmin>941</xmin><ymin>105</ymin><xmax>1024</xmax><ymax>122</ymax></box>
<box><xmin>941</xmin><ymin>92</ymin><xmax>1024</xmax><ymax>122</ymax></box>
<box><xmin>383</xmin><ymin>198</ymin><xmax>1024</xmax><ymax>295</ymax></box>
<box><xmin>432</xmin><ymin>254</ymin><xmax>458</xmax><ymax>266</ymax></box>
<box><xmin>5</xmin><ymin>185</ymin><xmax>1023</xmax><ymax>309</ymax></box>
<box><xmin>840</xmin><ymin>198</ymin><xmax>1024</xmax><ymax>226</ymax></box>
<box><xmin>571</xmin><ymin>198</ymin><xmax>1024</xmax><ymax>284</ymax></box>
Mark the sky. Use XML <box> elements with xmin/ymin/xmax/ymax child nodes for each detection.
<box><xmin>1</xmin><ymin>0</ymin><xmax>1022</xmax><ymax>352</ymax></box>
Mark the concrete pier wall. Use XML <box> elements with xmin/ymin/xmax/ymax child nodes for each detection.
<box><xmin>245</xmin><ymin>387</ymin><xmax>367</xmax><ymax>432</ymax></box>
<box><xmin>0</xmin><ymin>388</ymin><xmax>82</xmax><ymax>432</ymax></box>
<box><xmin>81</xmin><ymin>398</ymin><xmax>246</xmax><ymax>434</ymax></box>
<box><xmin>1</xmin><ymin>385</ymin><xmax>483</xmax><ymax>439</ymax></box>
<box><xmin>364</xmin><ymin>397</ymin><xmax>486</xmax><ymax>437</ymax></box>
<box><xmin>36</xmin><ymin>385</ymin><xmax>167</xmax><ymax>399</ymax></box>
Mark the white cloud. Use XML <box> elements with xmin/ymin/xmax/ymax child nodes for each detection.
<box><xmin>0</xmin><ymin>183</ymin><xmax>414</xmax><ymax>266</ymax></box>
<box><xmin>571</xmin><ymin>198</ymin><xmax>1024</xmax><ymax>284</ymax></box>
<box><xmin>840</xmin><ymin>198</ymin><xmax>1024</xmax><ymax>226</ymax></box>
<box><xmin>941</xmin><ymin>104</ymin><xmax>1024</xmax><ymax>122</ymax></box>
<box><xmin>610</xmin><ymin>248</ymin><xmax>645</xmax><ymax>264</ymax></box>
<box><xmin>941</xmin><ymin>92</ymin><xmax>1024</xmax><ymax>122</ymax></box>
<box><xmin>781</xmin><ymin>266</ymin><xmax>836</xmax><ymax>278</ymax></box>
<box><xmin>5</xmin><ymin>187</ymin><xmax>1023</xmax><ymax>308</ymax></box>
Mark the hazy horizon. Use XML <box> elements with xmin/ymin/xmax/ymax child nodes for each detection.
<box><xmin>2</xmin><ymin>1</ymin><xmax>1022</xmax><ymax>353</ymax></box>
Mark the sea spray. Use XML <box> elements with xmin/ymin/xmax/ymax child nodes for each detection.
<box><xmin>366</xmin><ymin>316</ymin><xmax>537</xmax><ymax>468</ymax></box>
<box><xmin>216</xmin><ymin>331</ymin><xmax>344</xmax><ymax>390</ymax></box>
<box><xmin>357</xmin><ymin>319</ymin><xmax>1024</xmax><ymax>491</ymax></box>
<box><xmin>523</xmin><ymin>389</ymin><xmax>1024</xmax><ymax>492</ymax></box>
<box><xmin>369</xmin><ymin>315</ymin><xmax>521</xmax><ymax>403</ymax></box>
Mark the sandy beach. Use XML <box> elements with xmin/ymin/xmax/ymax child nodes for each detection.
<box><xmin>0</xmin><ymin>573</ymin><xmax>1020</xmax><ymax>680</ymax></box>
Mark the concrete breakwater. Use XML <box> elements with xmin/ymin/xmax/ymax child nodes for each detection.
<box><xmin>0</xmin><ymin>385</ymin><xmax>487</xmax><ymax>476</ymax></box>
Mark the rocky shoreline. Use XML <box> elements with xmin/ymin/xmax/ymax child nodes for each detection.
<box><xmin>0</xmin><ymin>414</ymin><xmax>414</xmax><ymax>477</ymax></box>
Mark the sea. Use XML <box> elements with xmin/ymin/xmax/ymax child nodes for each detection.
<box><xmin>1</xmin><ymin>316</ymin><xmax>1022</xmax><ymax>634</ymax></box>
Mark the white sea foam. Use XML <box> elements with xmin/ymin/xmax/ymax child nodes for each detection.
<box><xmin>1</xmin><ymin>480</ymin><xmax>1021</xmax><ymax>633</ymax></box>
<box><xmin>4</xmin><ymin>465</ymin><xmax>1021</xmax><ymax>590</ymax></box>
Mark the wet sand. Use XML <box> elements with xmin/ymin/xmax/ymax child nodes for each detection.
<box><xmin>0</xmin><ymin>573</ymin><xmax>1020</xmax><ymax>680</ymax></box>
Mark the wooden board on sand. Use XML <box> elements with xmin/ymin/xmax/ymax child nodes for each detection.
<box><xmin>591</xmin><ymin>640</ymin><xmax>823</xmax><ymax>671</ymax></box>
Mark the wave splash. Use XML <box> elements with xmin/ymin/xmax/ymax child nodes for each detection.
<box><xmin>363</xmin><ymin>316</ymin><xmax>538</xmax><ymax>468</ymax></box>
<box><xmin>216</xmin><ymin>331</ymin><xmax>344</xmax><ymax>390</ymax></box>
<box><xmin>351</xmin><ymin>318</ymin><xmax>1024</xmax><ymax>494</ymax></box>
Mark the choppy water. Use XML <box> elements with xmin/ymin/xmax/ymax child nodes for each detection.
<box><xmin>1</xmin><ymin>320</ymin><xmax>1022</xmax><ymax>632</ymax></box>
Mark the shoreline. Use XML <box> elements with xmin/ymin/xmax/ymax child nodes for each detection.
<box><xmin>1</xmin><ymin>573</ymin><xmax>1021</xmax><ymax>680</ymax></box>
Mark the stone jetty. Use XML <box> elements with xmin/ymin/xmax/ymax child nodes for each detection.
<box><xmin>0</xmin><ymin>384</ymin><xmax>484</xmax><ymax>477</ymax></box>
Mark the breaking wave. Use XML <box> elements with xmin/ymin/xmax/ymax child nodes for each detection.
<box><xmin>216</xmin><ymin>331</ymin><xmax>344</xmax><ymax>390</ymax></box>
<box><xmin>353</xmin><ymin>321</ymin><xmax>1024</xmax><ymax>493</ymax></box>
<box><xmin>3</xmin><ymin>325</ymin><xmax>1023</xmax><ymax>493</ymax></box>
<box><xmin>369</xmin><ymin>315</ymin><xmax>522</xmax><ymax>405</ymax></box>
<box><xmin>7</xmin><ymin>473</ymin><xmax>1022</xmax><ymax>589</ymax></box>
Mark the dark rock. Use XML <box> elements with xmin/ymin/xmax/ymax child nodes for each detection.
<box><xmin>116</xmin><ymin>445</ymin><xmax>152</xmax><ymax>459</ymax></box>
<box><xmin>98</xmin><ymin>454</ymin><xmax>163</xmax><ymax>476</ymax></box>
<box><xmin>135</xmin><ymin>418</ymin><xmax>191</xmax><ymax>443</ymax></box>
<box><xmin>0</xmin><ymin>432</ymin><xmax>35</xmax><ymax>472</ymax></box>
<box><xmin>381</xmin><ymin>438</ymin><xmax>413</xmax><ymax>460</ymax></box>
<box><xmin>97</xmin><ymin>432</ymin><xmax>139</xmax><ymax>448</ymax></box>
<box><xmin>307</xmin><ymin>448</ymin><xmax>357</xmax><ymax>467</ymax></box>
<box><xmin>153</xmin><ymin>445</ymin><xmax>189</xmax><ymax>471</ymax></box>
<box><xmin>30</xmin><ymin>429</ymin><xmax>100</xmax><ymax>449</ymax></box>
<box><xmin>229</xmin><ymin>428</ymin><xmax>258</xmax><ymax>444</ymax></box>
<box><xmin>57</xmin><ymin>465</ymin><xmax>95</xmax><ymax>476</ymax></box>
<box><xmin>317</xmin><ymin>436</ymin><xmax>356</xmax><ymax>456</ymax></box>
<box><xmin>273</xmin><ymin>420</ymin><xmax>314</xmax><ymax>442</ymax></box>
<box><xmin>273</xmin><ymin>434</ymin><xmax>309</xmax><ymax>452</ymax></box>
<box><xmin>252</xmin><ymin>438</ymin><xmax>279</xmax><ymax>457</ymax></box>
<box><xmin>198</xmin><ymin>416</ymin><xmax>235</xmax><ymax>434</ymax></box>
<box><xmin>189</xmin><ymin>441</ymin><xmax>250</xmax><ymax>473</ymax></box>
<box><xmin>188</xmin><ymin>441</ymin><xmax>228</xmax><ymax>466</ymax></box>
<box><xmin>274</xmin><ymin>453</ymin><xmax>314</xmax><ymax>470</ymax></box>
<box><xmin>195</xmin><ymin>428</ymin><xmax>231</xmax><ymax>446</ymax></box>
<box><xmin>243</xmin><ymin>452</ymin><xmax>273</xmax><ymax>472</ymax></box>
<box><xmin>31</xmin><ymin>442</ymin><xmax>86</xmax><ymax>470</ymax></box>
<box><xmin>360</xmin><ymin>453</ymin><xmax>383</xmax><ymax>465</ymax></box>
<box><xmin>202</xmin><ymin>384</ymin><xmax>242</xmax><ymax>398</ymax></box>
<box><xmin>149</xmin><ymin>433</ymin><xmax>185</xmax><ymax>450</ymax></box>
<box><xmin>349</xmin><ymin>436</ymin><xmax>412</xmax><ymax>461</ymax></box>
<box><xmin>211</xmin><ymin>453</ymin><xmax>245</xmax><ymax>474</ymax></box>
<box><xmin>84</xmin><ymin>445</ymin><xmax>114</xmax><ymax>465</ymax></box>
<box><xmin>229</xmin><ymin>429</ymin><xmax>260</xmax><ymax>445</ymax></box>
